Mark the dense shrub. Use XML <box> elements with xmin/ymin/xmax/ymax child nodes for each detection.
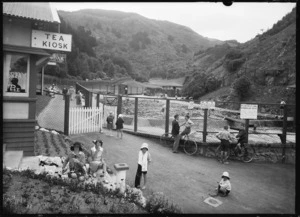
<box><xmin>182</xmin><ymin>74</ymin><xmax>221</xmax><ymax>99</ymax></box>
<box><xmin>223</xmin><ymin>49</ymin><xmax>246</xmax><ymax>73</ymax></box>
<box><xmin>129</xmin><ymin>31</ymin><xmax>151</xmax><ymax>51</ymax></box>
<box><xmin>232</xmin><ymin>76</ymin><xmax>251</xmax><ymax>100</ymax></box>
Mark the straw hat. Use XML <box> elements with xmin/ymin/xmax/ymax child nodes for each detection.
<box><xmin>222</xmin><ymin>171</ymin><xmax>230</xmax><ymax>179</ymax></box>
<box><xmin>140</xmin><ymin>143</ymin><xmax>149</xmax><ymax>150</ymax></box>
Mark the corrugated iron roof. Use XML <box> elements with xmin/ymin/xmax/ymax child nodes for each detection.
<box><xmin>3</xmin><ymin>2</ymin><xmax>60</xmax><ymax>23</ymax></box>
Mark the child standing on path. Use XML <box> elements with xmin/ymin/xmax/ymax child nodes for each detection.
<box><xmin>116</xmin><ymin>114</ymin><xmax>124</xmax><ymax>139</ymax></box>
<box><xmin>216</xmin><ymin>126</ymin><xmax>235</xmax><ymax>164</ymax></box>
<box><xmin>106</xmin><ymin>111</ymin><xmax>114</xmax><ymax>136</ymax></box>
<box><xmin>135</xmin><ymin>143</ymin><xmax>151</xmax><ymax>190</ymax></box>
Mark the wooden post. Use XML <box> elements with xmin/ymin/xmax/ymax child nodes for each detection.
<box><xmin>134</xmin><ymin>97</ymin><xmax>138</xmax><ymax>132</ymax></box>
<box><xmin>96</xmin><ymin>94</ymin><xmax>100</xmax><ymax>108</ymax></box>
<box><xmin>165</xmin><ymin>99</ymin><xmax>170</xmax><ymax>134</ymax></box>
<box><xmin>203</xmin><ymin>109</ymin><xmax>208</xmax><ymax>142</ymax></box>
<box><xmin>41</xmin><ymin>66</ymin><xmax>45</xmax><ymax>95</ymax></box>
<box><xmin>282</xmin><ymin>105</ymin><xmax>287</xmax><ymax>163</ymax></box>
<box><xmin>245</xmin><ymin>119</ymin><xmax>249</xmax><ymax>144</ymax></box>
<box><xmin>64</xmin><ymin>94</ymin><xmax>70</xmax><ymax>136</ymax></box>
<box><xmin>117</xmin><ymin>95</ymin><xmax>122</xmax><ymax>117</ymax></box>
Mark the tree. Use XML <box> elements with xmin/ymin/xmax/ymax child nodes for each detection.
<box><xmin>232</xmin><ymin>76</ymin><xmax>251</xmax><ymax>100</ymax></box>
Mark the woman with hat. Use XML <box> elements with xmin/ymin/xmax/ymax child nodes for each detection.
<box><xmin>62</xmin><ymin>142</ymin><xmax>87</xmax><ymax>180</ymax></box>
<box><xmin>134</xmin><ymin>143</ymin><xmax>152</xmax><ymax>189</ymax></box>
<box><xmin>88</xmin><ymin>140</ymin><xmax>108</xmax><ymax>179</ymax></box>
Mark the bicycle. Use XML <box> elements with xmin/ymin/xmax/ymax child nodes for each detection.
<box><xmin>214</xmin><ymin>142</ymin><xmax>255</xmax><ymax>163</ymax></box>
<box><xmin>160</xmin><ymin>132</ymin><xmax>198</xmax><ymax>155</ymax></box>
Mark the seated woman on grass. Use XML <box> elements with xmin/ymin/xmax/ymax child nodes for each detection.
<box><xmin>88</xmin><ymin>140</ymin><xmax>108</xmax><ymax>179</ymax></box>
<box><xmin>62</xmin><ymin>142</ymin><xmax>87</xmax><ymax>181</ymax></box>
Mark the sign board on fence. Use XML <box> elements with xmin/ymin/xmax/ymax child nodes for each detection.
<box><xmin>31</xmin><ymin>30</ymin><xmax>72</xmax><ymax>52</ymax></box>
<box><xmin>240</xmin><ymin>104</ymin><xmax>258</xmax><ymax>119</ymax></box>
<box><xmin>199</xmin><ymin>101</ymin><xmax>215</xmax><ymax>109</ymax></box>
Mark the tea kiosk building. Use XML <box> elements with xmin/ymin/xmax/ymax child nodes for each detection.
<box><xmin>3</xmin><ymin>3</ymin><xmax>71</xmax><ymax>155</ymax></box>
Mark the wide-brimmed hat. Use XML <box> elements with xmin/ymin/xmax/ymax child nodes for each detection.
<box><xmin>222</xmin><ymin>171</ymin><xmax>230</xmax><ymax>179</ymax></box>
<box><xmin>140</xmin><ymin>143</ymin><xmax>149</xmax><ymax>150</ymax></box>
<box><xmin>70</xmin><ymin>142</ymin><xmax>83</xmax><ymax>151</ymax></box>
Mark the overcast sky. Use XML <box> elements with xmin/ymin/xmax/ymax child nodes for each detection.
<box><xmin>52</xmin><ymin>2</ymin><xmax>296</xmax><ymax>43</ymax></box>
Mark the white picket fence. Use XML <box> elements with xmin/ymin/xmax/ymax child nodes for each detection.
<box><xmin>69</xmin><ymin>107</ymin><xmax>102</xmax><ymax>135</ymax></box>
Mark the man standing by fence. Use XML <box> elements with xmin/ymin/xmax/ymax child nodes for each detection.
<box><xmin>172</xmin><ymin>114</ymin><xmax>180</xmax><ymax>153</ymax></box>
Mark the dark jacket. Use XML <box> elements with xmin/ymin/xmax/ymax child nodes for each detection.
<box><xmin>116</xmin><ymin>117</ymin><xmax>124</xmax><ymax>129</ymax></box>
<box><xmin>236</xmin><ymin>129</ymin><xmax>247</xmax><ymax>144</ymax></box>
<box><xmin>171</xmin><ymin>119</ymin><xmax>180</xmax><ymax>136</ymax></box>
<box><xmin>107</xmin><ymin>115</ymin><xmax>114</xmax><ymax>124</ymax></box>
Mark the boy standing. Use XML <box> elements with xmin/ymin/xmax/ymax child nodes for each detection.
<box><xmin>106</xmin><ymin>111</ymin><xmax>114</xmax><ymax>136</ymax></box>
<box><xmin>216</xmin><ymin>126</ymin><xmax>234</xmax><ymax>164</ymax></box>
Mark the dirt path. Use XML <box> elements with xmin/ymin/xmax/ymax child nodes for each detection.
<box><xmin>70</xmin><ymin>131</ymin><xmax>295</xmax><ymax>214</ymax></box>
<box><xmin>37</xmin><ymin>95</ymin><xmax>78</xmax><ymax>132</ymax></box>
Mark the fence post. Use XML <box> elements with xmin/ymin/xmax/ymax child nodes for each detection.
<box><xmin>117</xmin><ymin>95</ymin><xmax>122</xmax><ymax>117</ymax></box>
<box><xmin>64</xmin><ymin>94</ymin><xmax>70</xmax><ymax>136</ymax></box>
<box><xmin>134</xmin><ymin>97</ymin><xmax>138</xmax><ymax>132</ymax></box>
<box><xmin>281</xmin><ymin>105</ymin><xmax>287</xmax><ymax>163</ymax></box>
<box><xmin>244</xmin><ymin>119</ymin><xmax>249</xmax><ymax>144</ymax></box>
<box><xmin>203</xmin><ymin>109</ymin><xmax>208</xmax><ymax>142</ymax></box>
<box><xmin>165</xmin><ymin>99</ymin><xmax>170</xmax><ymax>134</ymax></box>
<box><xmin>96</xmin><ymin>94</ymin><xmax>100</xmax><ymax>108</ymax></box>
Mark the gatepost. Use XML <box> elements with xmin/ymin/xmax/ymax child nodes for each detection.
<box><xmin>114</xmin><ymin>163</ymin><xmax>129</xmax><ymax>193</ymax></box>
<box><xmin>240</xmin><ymin>103</ymin><xmax>258</xmax><ymax>153</ymax></box>
<box><xmin>200</xmin><ymin>100</ymin><xmax>215</xmax><ymax>155</ymax></box>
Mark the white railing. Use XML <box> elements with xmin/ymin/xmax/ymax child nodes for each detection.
<box><xmin>69</xmin><ymin>107</ymin><xmax>102</xmax><ymax>135</ymax></box>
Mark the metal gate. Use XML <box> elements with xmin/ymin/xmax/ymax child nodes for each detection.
<box><xmin>69</xmin><ymin>107</ymin><xmax>102</xmax><ymax>134</ymax></box>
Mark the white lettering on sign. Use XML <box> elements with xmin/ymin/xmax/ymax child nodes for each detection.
<box><xmin>240</xmin><ymin>104</ymin><xmax>258</xmax><ymax>119</ymax></box>
<box><xmin>31</xmin><ymin>30</ymin><xmax>72</xmax><ymax>52</ymax></box>
<box><xmin>49</xmin><ymin>53</ymin><xmax>66</xmax><ymax>63</ymax></box>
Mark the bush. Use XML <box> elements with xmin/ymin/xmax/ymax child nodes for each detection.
<box><xmin>145</xmin><ymin>192</ymin><xmax>182</xmax><ymax>214</ymax></box>
<box><xmin>223</xmin><ymin>49</ymin><xmax>246</xmax><ymax>73</ymax></box>
<box><xmin>232</xmin><ymin>76</ymin><xmax>251</xmax><ymax>100</ymax></box>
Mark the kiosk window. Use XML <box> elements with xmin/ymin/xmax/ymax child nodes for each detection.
<box><xmin>3</xmin><ymin>53</ymin><xmax>29</xmax><ymax>97</ymax></box>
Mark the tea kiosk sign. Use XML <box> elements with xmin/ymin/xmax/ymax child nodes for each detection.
<box><xmin>31</xmin><ymin>30</ymin><xmax>72</xmax><ymax>52</ymax></box>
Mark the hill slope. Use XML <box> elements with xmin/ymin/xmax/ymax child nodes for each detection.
<box><xmin>182</xmin><ymin>7</ymin><xmax>296</xmax><ymax>104</ymax></box>
<box><xmin>58</xmin><ymin>9</ymin><xmax>223</xmax><ymax>79</ymax></box>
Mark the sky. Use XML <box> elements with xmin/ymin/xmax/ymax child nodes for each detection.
<box><xmin>51</xmin><ymin>2</ymin><xmax>296</xmax><ymax>43</ymax></box>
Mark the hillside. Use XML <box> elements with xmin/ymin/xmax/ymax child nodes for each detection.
<box><xmin>183</xmin><ymin>7</ymin><xmax>296</xmax><ymax>104</ymax></box>
<box><xmin>58</xmin><ymin>9</ymin><xmax>223</xmax><ymax>79</ymax></box>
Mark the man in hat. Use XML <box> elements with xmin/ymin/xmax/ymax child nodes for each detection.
<box><xmin>62</xmin><ymin>142</ymin><xmax>87</xmax><ymax>179</ymax></box>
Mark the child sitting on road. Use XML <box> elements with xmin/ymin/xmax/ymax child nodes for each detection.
<box><xmin>210</xmin><ymin>171</ymin><xmax>231</xmax><ymax>197</ymax></box>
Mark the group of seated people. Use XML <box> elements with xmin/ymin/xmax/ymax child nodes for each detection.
<box><xmin>62</xmin><ymin>139</ymin><xmax>107</xmax><ymax>181</ymax></box>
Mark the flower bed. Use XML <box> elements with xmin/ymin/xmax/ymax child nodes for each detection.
<box><xmin>3</xmin><ymin>167</ymin><xmax>182</xmax><ymax>214</ymax></box>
